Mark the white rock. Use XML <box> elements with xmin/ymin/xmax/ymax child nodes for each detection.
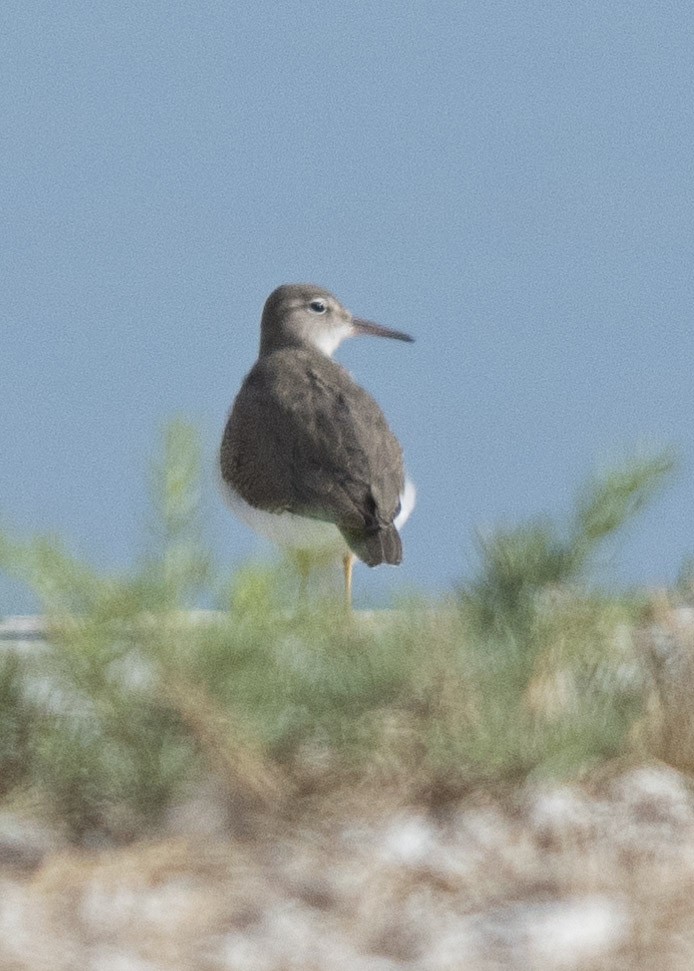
<box><xmin>379</xmin><ymin>813</ymin><xmax>437</xmax><ymax>867</ymax></box>
<box><xmin>612</xmin><ymin>765</ymin><xmax>694</xmax><ymax>824</ymax></box>
<box><xmin>526</xmin><ymin>895</ymin><xmax>630</xmax><ymax>968</ymax></box>
<box><xmin>528</xmin><ymin>787</ymin><xmax>592</xmax><ymax>839</ymax></box>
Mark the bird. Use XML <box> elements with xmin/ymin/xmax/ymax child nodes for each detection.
<box><xmin>219</xmin><ymin>283</ymin><xmax>415</xmax><ymax>606</ymax></box>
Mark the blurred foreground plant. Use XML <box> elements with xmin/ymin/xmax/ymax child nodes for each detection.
<box><xmin>0</xmin><ymin>432</ymin><xmax>683</xmax><ymax>841</ymax></box>
<box><xmin>0</xmin><ymin>420</ymin><xmax>210</xmax><ymax>836</ymax></box>
<box><xmin>460</xmin><ymin>450</ymin><xmax>675</xmax><ymax>635</ymax></box>
<box><xmin>451</xmin><ymin>450</ymin><xmax>677</xmax><ymax>782</ymax></box>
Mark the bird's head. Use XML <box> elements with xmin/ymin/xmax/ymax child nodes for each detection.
<box><xmin>259</xmin><ymin>283</ymin><xmax>413</xmax><ymax>357</ymax></box>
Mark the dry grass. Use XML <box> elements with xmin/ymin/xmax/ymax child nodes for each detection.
<box><xmin>1</xmin><ymin>421</ymin><xmax>693</xmax><ymax>968</ymax></box>
<box><xmin>3</xmin><ymin>756</ymin><xmax>694</xmax><ymax>970</ymax></box>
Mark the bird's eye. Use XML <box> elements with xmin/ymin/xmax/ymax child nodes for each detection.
<box><xmin>309</xmin><ymin>299</ymin><xmax>327</xmax><ymax>314</ymax></box>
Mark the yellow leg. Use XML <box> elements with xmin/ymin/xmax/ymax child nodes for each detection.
<box><xmin>343</xmin><ymin>553</ymin><xmax>355</xmax><ymax>609</ymax></box>
<box><xmin>296</xmin><ymin>551</ymin><xmax>310</xmax><ymax>603</ymax></box>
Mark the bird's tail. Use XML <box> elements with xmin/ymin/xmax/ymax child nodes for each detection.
<box><xmin>340</xmin><ymin>524</ymin><xmax>402</xmax><ymax>567</ymax></box>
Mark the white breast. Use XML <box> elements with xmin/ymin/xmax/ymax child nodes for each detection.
<box><xmin>395</xmin><ymin>477</ymin><xmax>416</xmax><ymax>531</ymax></box>
<box><xmin>220</xmin><ymin>474</ymin><xmax>416</xmax><ymax>556</ymax></box>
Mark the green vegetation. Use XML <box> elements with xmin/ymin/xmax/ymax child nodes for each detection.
<box><xmin>0</xmin><ymin>422</ymin><xmax>686</xmax><ymax>841</ymax></box>
<box><xmin>460</xmin><ymin>451</ymin><xmax>675</xmax><ymax>634</ymax></box>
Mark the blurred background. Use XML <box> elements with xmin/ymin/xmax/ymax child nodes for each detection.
<box><xmin>2</xmin><ymin>0</ymin><xmax>692</xmax><ymax>610</ymax></box>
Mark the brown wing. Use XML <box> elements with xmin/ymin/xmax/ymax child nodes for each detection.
<box><xmin>220</xmin><ymin>348</ymin><xmax>405</xmax><ymax>565</ymax></box>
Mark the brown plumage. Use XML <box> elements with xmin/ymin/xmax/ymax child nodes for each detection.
<box><xmin>219</xmin><ymin>283</ymin><xmax>414</xmax><ymax>595</ymax></box>
<box><xmin>221</xmin><ymin>345</ymin><xmax>404</xmax><ymax>565</ymax></box>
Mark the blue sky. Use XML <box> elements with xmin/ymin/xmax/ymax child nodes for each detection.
<box><xmin>2</xmin><ymin>0</ymin><xmax>692</xmax><ymax>610</ymax></box>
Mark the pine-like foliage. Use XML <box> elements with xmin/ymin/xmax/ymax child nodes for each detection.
<box><xmin>0</xmin><ymin>430</ymin><xmax>682</xmax><ymax>840</ymax></box>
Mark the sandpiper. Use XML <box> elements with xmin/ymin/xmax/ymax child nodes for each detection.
<box><xmin>219</xmin><ymin>284</ymin><xmax>415</xmax><ymax>605</ymax></box>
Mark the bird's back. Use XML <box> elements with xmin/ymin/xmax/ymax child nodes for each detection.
<box><xmin>220</xmin><ymin>347</ymin><xmax>405</xmax><ymax>565</ymax></box>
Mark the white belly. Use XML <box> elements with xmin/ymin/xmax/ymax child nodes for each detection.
<box><xmin>220</xmin><ymin>474</ymin><xmax>416</xmax><ymax>555</ymax></box>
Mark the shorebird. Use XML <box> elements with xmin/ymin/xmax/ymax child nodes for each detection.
<box><xmin>219</xmin><ymin>284</ymin><xmax>415</xmax><ymax>606</ymax></box>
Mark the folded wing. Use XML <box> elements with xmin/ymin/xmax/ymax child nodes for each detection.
<box><xmin>220</xmin><ymin>348</ymin><xmax>405</xmax><ymax>566</ymax></box>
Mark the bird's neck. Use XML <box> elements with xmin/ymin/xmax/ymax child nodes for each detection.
<box><xmin>259</xmin><ymin>333</ymin><xmax>340</xmax><ymax>359</ymax></box>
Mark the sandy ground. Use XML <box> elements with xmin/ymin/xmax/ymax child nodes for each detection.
<box><xmin>2</xmin><ymin>608</ymin><xmax>694</xmax><ymax>970</ymax></box>
<box><xmin>1</xmin><ymin>763</ymin><xmax>694</xmax><ymax>971</ymax></box>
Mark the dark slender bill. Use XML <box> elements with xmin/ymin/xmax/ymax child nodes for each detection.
<box><xmin>220</xmin><ymin>283</ymin><xmax>416</xmax><ymax>607</ymax></box>
<box><xmin>351</xmin><ymin>318</ymin><xmax>414</xmax><ymax>343</ymax></box>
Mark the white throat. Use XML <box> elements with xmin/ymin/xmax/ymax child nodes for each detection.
<box><xmin>309</xmin><ymin>323</ymin><xmax>353</xmax><ymax>357</ymax></box>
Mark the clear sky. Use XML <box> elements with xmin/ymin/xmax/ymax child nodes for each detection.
<box><xmin>2</xmin><ymin>0</ymin><xmax>692</xmax><ymax>610</ymax></box>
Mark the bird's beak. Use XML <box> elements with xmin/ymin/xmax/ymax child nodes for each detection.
<box><xmin>351</xmin><ymin>317</ymin><xmax>414</xmax><ymax>343</ymax></box>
